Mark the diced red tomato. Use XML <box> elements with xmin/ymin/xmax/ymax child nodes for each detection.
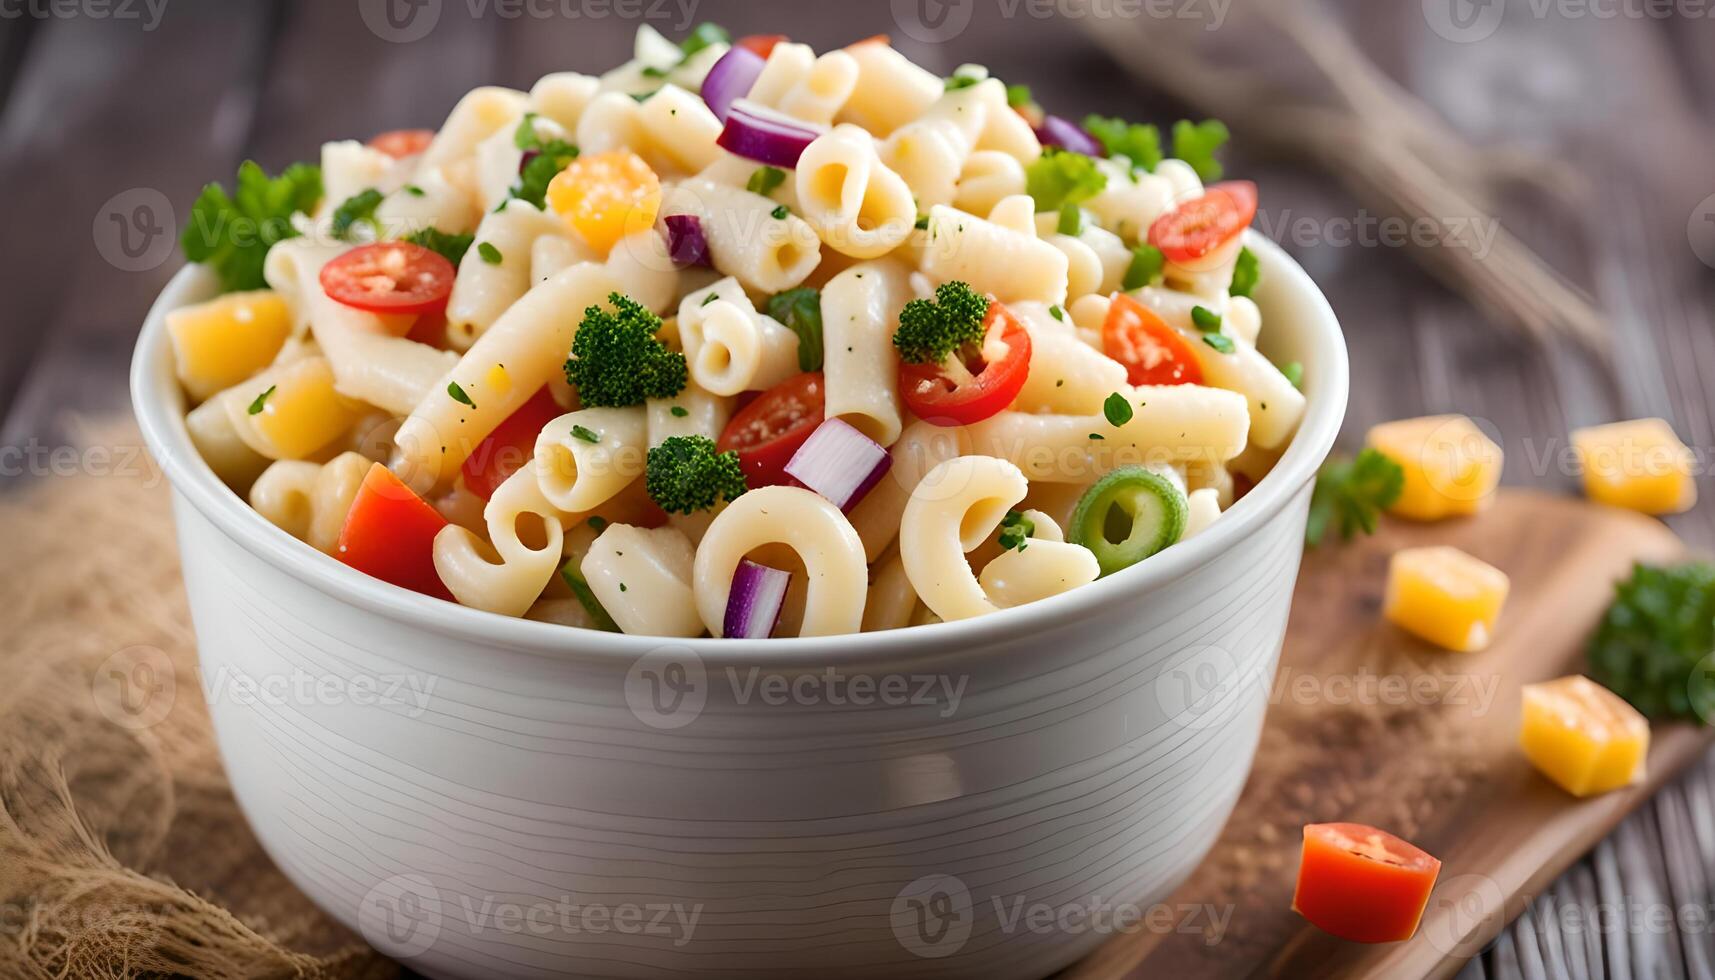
<box><xmin>337</xmin><ymin>463</ymin><xmax>453</xmax><ymax>601</ymax></box>
<box><xmin>320</xmin><ymin>242</ymin><xmax>456</xmax><ymax>315</ymax></box>
<box><xmin>1292</xmin><ymin>822</ymin><xmax>1442</xmax><ymax>943</ymax></box>
<box><xmin>736</xmin><ymin>34</ymin><xmax>787</xmax><ymax>58</ymax></box>
<box><xmin>717</xmin><ymin>372</ymin><xmax>825</xmax><ymax>487</ymax></box>
<box><xmin>368</xmin><ymin>129</ymin><xmax>435</xmax><ymax>158</ymax></box>
<box><xmin>1102</xmin><ymin>292</ymin><xmax>1205</xmax><ymax>387</ymax></box>
<box><xmin>898</xmin><ymin>302</ymin><xmax>1032</xmax><ymax>426</ymax></box>
<box><xmin>460</xmin><ymin>387</ymin><xmax>564</xmax><ymax>501</ymax></box>
<box><xmin>1147</xmin><ymin>180</ymin><xmax>1258</xmax><ymax>267</ymax></box>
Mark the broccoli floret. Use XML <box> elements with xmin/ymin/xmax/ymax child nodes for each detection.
<box><xmin>1024</xmin><ymin>148</ymin><xmax>1107</xmax><ymax>213</ymax></box>
<box><xmin>563</xmin><ymin>292</ymin><xmax>687</xmax><ymax>407</ymax></box>
<box><xmin>892</xmin><ymin>281</ymin><xmax>991</xmax><ymax>365</ymax></box>
<box><xmin>645</xmin><ymin>435</ymin><xmax>747</xmax><ymax>514</ymax></box>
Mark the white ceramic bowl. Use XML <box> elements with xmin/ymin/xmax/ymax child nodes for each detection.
<box><xmin>131</xmin><ymin>232</ymin><xmax>1346</xmax><ymax>980</ymax></box>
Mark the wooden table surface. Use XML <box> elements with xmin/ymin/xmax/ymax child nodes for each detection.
<box><xmin>2</xmin><ymin>1</ymin><xmax>1712</xmax><ymax>976</ymax></box>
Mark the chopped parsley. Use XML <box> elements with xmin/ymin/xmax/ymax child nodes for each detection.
<box><xmin>1230</xmin><ymin>246</ymin><xmax>1260</xmax><ymax>298</ymax></box>
<box><xmin>670</xmin><ymin>405</ymin><xmax>689</xmax><ymax>418</ymax></box>
<box><xmin>478</xmin><ymin>241</ymin><xmax>503</xmax><ymax>265</ymax></box>
<box><xmin>1049</xmin><ymin>305</ymin><xmax>1065</xmax><ymax>322</ymax></box>
<box><xmin>1082</xmin><ymin>114</ymin><xmax>1163</xmax><ymax>175</ymax></box>
<box><xmin>700</xmin><ymin>292</ymin><xmax>718</xmax><ymax>306</ymax></box>
<box><xmin>331</xmin><ymin>189</ymin><xmax>384</xmax><ymax>240</ymax></box>
<box><xmin>770</xmin><ymin>204</ymin><xmax>790</xmax><ymax>220</ymax></box>
<box><xmin>1056</xmin><ymin>203</ymin><xmax>1087</xmax><ymax>237</ymax></box>
<box><xmin>1281</xmin><ymin>361</ymin><xmax>1304</xmax><ymax>389</ymax></box>
<box><xmin>1589</xmin><ymin>562</ymin><xmax>1715</xmax><ymax>719</ymax></box>
<box><xmin>1191</xmin><ymin>305</ymin><xmax>1222</xmax><ymax>332</ymax></box>
<box><xmin>1203</xmin><ymin>334</ymin><xmax>1235</xmax><ymax>354</ymax></box>
<box><xmin>571</xmin><ymin>424</ymin><xmax>601</xmax><ymax>444</ymax></box>
<box><xmin>678</xmin><ymin>22</ymin><xmax>729</xmax><ymax>60</ymax></box>
<box><xmin>246</xmin><ymin>385</ymin><xmax>276</xmax><ymax>416</ymax></box>
<box><xmin>1305</xmin><ymin>448</ymin><xmax>1404</xmax><ymax>548</ymax></box>
<box><xmin>183</xmin><ymin>160</ymin><xmax>323</xmax><ymax>292</ymax></box>
<box><xmin>1103</xmin><ymin>391</ymin><xmax>1134</xmax><ymax>427</ymax></box>
<box><xmin>509</xmin><ymin>113</ymin><xmax>579</xmax><ymax>209</ymax></box>
<box><xmin>1024</xmin><ymin>148</ymin><xmax>1107</xmax><ymax>213</ymax></box>
<box><xmin>746</xmin><ymin>165</ymin><xmax>787</xmax><ymax>196</ymax></box>
<box><xmin>563</xmin><ymin>292</ymin><xmax>687</xmax><ymax>407</ymax></box>
<box><xmin>404</xmin><ymin>228</ymin><xmax>475</xmax><ymax>265</ymax></box>
<box><xmin>892</xmin><ymin>281</ymin><xmax>990</xmax><ymax>364</ymax></box>
<box><xmin>1122</xmin><ymin>244</ymin><xmax>1165</xmax><ymax>290</ymax></box>
<box><xmin>404</xmin><ymin>184</ymin><xmax>426</xmax><ymax>196</ymax></box>
<box><xmin>560</xmin><ymin>559</ymin><xmax>619</xmax><ymax>632</ymax></box>
<box><xmin>447</xmin><ymin>381</ymin><xmax>476</xmax><ymax>409</ymax></box>
<box><xmin>766</xmin><ymin>287</ymin><xmax>824</xmax><ymax>372</ymax></box>
<box><xmin>1005</xmin><ymin>83</ymin><xmax>1034</xmax><ymax>108</ymax></box>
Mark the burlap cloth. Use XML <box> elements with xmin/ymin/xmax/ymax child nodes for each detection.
<box><xmin>0</xmin><ymin>420</ymin><xmax>394</xmax><ymax>980</ymax></box>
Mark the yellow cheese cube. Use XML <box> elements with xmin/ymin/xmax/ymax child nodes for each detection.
<box><xmin>1519</xmin><ymin>675</ymin><xmax>1649</xmax><ymax>797</ymax></box>
<box><xmin>1572</xmin><ymin>419</ymin><xmax>1697</xmax><ymax>515</ymax></box>
<box><xmin>226</xmin><ymin>357</ymin><xmax>357</xmax><ymax>461</ymax></box>
<box><xmin>167</xmin><ymin>290</ymin><xmax>293</xmax><ymax>402</ymax></box>
<box><xmin>1383</xmin><ymin>546</ymin><xmax>1510</xmax><ymax>652</ymax></box>
<box><xmin>1366</xmin><ymin>415</ymin><xmax>1503</xmax><ymax>520</ymax></box>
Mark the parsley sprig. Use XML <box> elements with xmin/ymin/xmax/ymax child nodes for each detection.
<box><xmin>182</xmin><ymin>160</ymin><xmax>322</xmax><ymax>292</ymax></box>
<box><xmin>1304</xmin><ymin>448</ymin><xmax>1404</xmax><ymax>548</ymax></box>
<box><xmin>1589</xmin><ymin>562</ymin><xmax>1715</xmax><ymax>720</ymax></box>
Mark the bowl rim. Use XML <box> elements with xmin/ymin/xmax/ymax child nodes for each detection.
<box><xmin>130</xmin><ymin>231</ymin><xmax>1349</xmax><ymax>668</ymax></box>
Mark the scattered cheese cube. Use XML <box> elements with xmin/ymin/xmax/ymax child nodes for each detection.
<box><xmin>1519</xmin><ymin>675</ymin><xmax>1649</xmax><ymax>797</ymax></box>
<box><xmin>166</xmin><ymin>290</ymin><xmax>292</xmax><ymax>402</ymax></box>
<box><xmin>1572</xmin><ymin>419</ymin><xmax>1697</xmax><ymax>515</ymax></box>
<box><xmin>1384</xmin><ymin>546</ymin><xmax>1510</xmax><ymax>652</ymax></box>
<box><xmin>1366</xmin><ymin>415</ymin><xmax>1503</xmax><ymax>520</ymax></box>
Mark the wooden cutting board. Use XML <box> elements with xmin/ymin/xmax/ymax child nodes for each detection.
<box><xmin>1065</xmin><ymin>489</ymin><xmax>1709</xmax><ymax>979</ymax></box>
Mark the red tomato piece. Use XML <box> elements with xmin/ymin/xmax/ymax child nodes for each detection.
<box><xmin>736</xmin><ymin>34</ymin><xmax>787</xmax><ymax>58</ymax></box>
<box><xmin>1147</xmin><ymin>180</ymin><xmax>1258</xmax><ymax>266</ymax></box>
<box><xmin>337</xmin><ymin>463</ymin><xmax>453</xmax><ymax>601</ymax></box>
<box><xmin>717</xmin><ymin>372</ymin><xmax>825</xmax><ymax>487</ymax></box>
<box><xmin>897</xmin><ymin>302</ymin><xmax>1032</xmax><ymax>427</ymax></box>
<box><xmin>368</xmin><ymin>129</ymin><xmax>435</xmax><ymax>158</ymax></box>
<box><xmin>460</xmin><ymin>387</ymin><xmax>564</xmax><ymax>501</ymax></box>
<box><xmin>320</xmin><ymin>242</ymin><xmax>456</xmax><ymax>315</ymax></box>
<box><xmin>1102</xmin><ymin>292</ymin><xmax>1206</xmax><ymax>387</ymax></box>
<box><xmin>1292</xmin><ymin>822</ymin><xmax>1442</xmax><ymax>943</ymax></box>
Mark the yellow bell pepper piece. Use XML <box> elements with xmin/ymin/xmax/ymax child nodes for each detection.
<box><xmin>1519</xmin><ymin>675</ymin><xmax>1649</xmax><ymax>797</ymax></box>
<box><xmin>167</xmin><ymin>290</ymin><xmax>292</xmax><ymax>402</ymax></box>
<box><xmin>546</xmin><ymin>150</ymin><xmax>662</xmax><ymax>254</ymax></box>
<box><xmin>1572</xmin><ymin>419</ymin><xmax>1697</xmax><ymax>516</ymax></box>
<box><xmin>1383</xmin><ymin>546</ymin><xmax>1510</xmax><ymax>652</ymax></box>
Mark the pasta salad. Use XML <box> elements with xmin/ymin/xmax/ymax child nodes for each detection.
<box><xmin>170</xmin><ymin>25</ymin><xmax>1307</xmax><ymax>639</ymax></box>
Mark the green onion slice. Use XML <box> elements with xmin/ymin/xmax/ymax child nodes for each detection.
<box><xmin>1068</xmin><ymin>466</ymin><xmax>1189</xmax><ymax>576</ymax></box>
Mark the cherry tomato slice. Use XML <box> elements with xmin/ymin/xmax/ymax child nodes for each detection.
<box><xmin>1292</xmin><ymin>822</ymin><xmax>1442</xmax><ymax>943</ymax></box>
<box><xmin>320</xmin><ymin>242</ymin><xmax>456</xmax><ymax>315</ymax></box>
<box><xmin>1102</xmin><ymin>292</ymin><xmax>1205</xmax><ymax>387</ymax></box>
<box><xmin>1147</xmin><ymin>180</ymin><xmax>1258</xmax><ymax>267</ymax></box>
<box><xmin>337</xmin><ymin>463</ymin><xmax>453</xmax><ymax>601</ymax></box>
<box><xmin>898</xmin><ymin>302</ymin><xmax>1032</xmax><ymax>426</ymax></box>
<box><xmin>460</xmin><ymin>387</ymin><xmax>564</xmax><ymax>501</ymax></box>
<box><xmin>717</xmin><ymin>372</ymin><xmax>825</xmax><ymax>487</ymax></box>
<box><xmin>368</xmin><ymin>128</ymin><xmax>435</xmax><ymax>158</ymax></box>
<box><xmin>737</xmin><ymin>34</ymin><xmax>787</xmax><ymax>58</ymax></box>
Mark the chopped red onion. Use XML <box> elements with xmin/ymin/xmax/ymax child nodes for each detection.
<box><xmin>663</xmin><ymin>214</ymin><xmax>710</xmax><ymax>267</ymax></box>
<box><xmin>783</xmin><ymin>418</ymin><xmax>892</xmax><ymax>512</ymax></box>
<box><xmin>717</xmin><ymin>99</ymin><xmax>821</xmax><ymax>168</ymax></box>
<box><xmin>724</xmin><ymin>559</ymin><xmax>790</xmax><ymax>639</ymax></box>
<box><xmin>701</xmin><ymin>45</ymin><xmax>766</xmax><ymax>122</ymax></box>
<box><xmin>1036</xmin><ymin>115</ymin><xmax>1102</xmax><ymax>158</ymax></box>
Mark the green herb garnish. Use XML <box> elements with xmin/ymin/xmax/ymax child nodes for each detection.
<box><xmin>1025</xmin><ymin>148</ymin><xmax>1107</xmax><ymax>213</ymax></box>
<box><xmin>247</xmin><ymin>385</ymin><xmax>276</xmax><ymax>416</ymax></box>
<box><xmin>747</xmin><ymin>166</ymin><xmax>786</xmax><ymax>196</ymax></box>
<box><xmin>447</xmin><ymin>381</ymin><xmax>476</xmax><ymax>409</ymax></box>
<box><xmin>766</xmin><ymin>287</ymin><xmax>824</xmax><ymax>372</ymax></box>
<box><xmin>572</xmin><ymin>424</ymin><xmax>601</xmax><ymax>444</ymax></box>
<box><xmin>182</xmin><ymin>160</ymin><xmax>323</xmax><ymax>292</ymax></box>
<box><xmin>1590</xmin><ymin>562</ymin><xmax>1715</xmax><ymax>720</ymax></box>
<box><xmin>997</xmin><ymin>510</ymin><xmax>1034</xmax><ymax>552</ymax></box>
<box><xmin>1103</xmin><ymin>391</ymin><xmax>1134</xmax><ymax>427</ymax></box>
<box><xmin>1082</xmin><ymin>115</ymin><xmax>1163</xmax><ymax>175</ymax></box>
<box><xmin>478</xmin><ymin>242</ymin><xmax>503</xmax><ymax>265</ymax></box>
<box><xmin>404</xmin><ymin>228</ymin><xmax>475</xmax><ymax>265</ymax></box>
<box><xmin>1123</xmin><ymin>244</ymin><xmax>1165</xmax><ymax>290</ymax></box>
<box><xmin>1191</xmin><ymin>305</ymin><xmax>1222</xmax><ymax>332</ymax></box>
<box><xmin>1305</xmin><ymin>448</ymin><xmax>1404</xmax><ymax>548</ymax></box>
<box><xmin>1230</xmin><ymin>246</ymin><xmax>1260</xmax><ymax>298</ymax></box>
<box><xmin>1172</xmin><ymin>118</ymin><xmax>1230</xmax><ymax>182</ymax></box>
<box><xmin>1203</xmin><ymin>334</ymin><xmax>1235</xmax><ymax>354</ymax></box>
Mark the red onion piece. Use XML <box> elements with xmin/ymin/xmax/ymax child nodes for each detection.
<box><xmin>783</xmin><ymin>418</ymin><xmax>892</xmax><ymax>512</ymax></box>
<box><xmin>701</xmin><ymin>45</ymin><xmax>766</xmax><ymax>122</ymax></box>
<box><xmin>1035</xmin><ymin>115</ymin><xmax>1102</xmax><ymax>158</ymax></box>
<box><xmin>717</xmin><ymin>99</ymin><xmax>820</xmax><ymax>168</ymax></box>
<box><xmin>724</xmin><ymin>559</ymin><xmax>790</xmax><ymax>639</ymax></box>
<box><xmin>663</xmin><ymin>214</ymin><xmax>710</xmax><ymax>268</ymax></box>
